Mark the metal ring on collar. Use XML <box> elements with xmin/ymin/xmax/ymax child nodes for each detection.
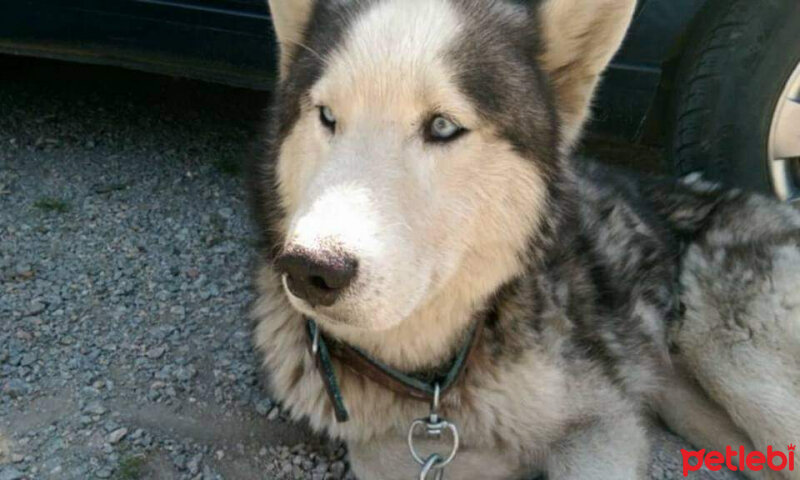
<box><xmin>311</xmin><ymin>325</ymin><xmax>320</xmax><ymax>355</ymax></box>
<box><xmin>407</xmin><ymin>419</ymin><xmax>459</xmax><ymax>468</ymax></box>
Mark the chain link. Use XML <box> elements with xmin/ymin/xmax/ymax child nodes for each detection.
<box><xmin>408</xmin><ymin>384</ymin><xmax>459</xmax><ymax>479</ymax></box>
<box><xmin>419</xmin><ymin>454</ymin><xmax>445</xmax><ymax>480</ymax></box>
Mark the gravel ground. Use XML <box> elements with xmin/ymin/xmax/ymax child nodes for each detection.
<box><xmin>0</xmin><ymin>55</ymin><xmax>738</xmax><ymax>480</ymax></box>
<box><xmin>0</xmin><ymin>56</ymin><xmax>347</xmax><ymax>480</ymax></box>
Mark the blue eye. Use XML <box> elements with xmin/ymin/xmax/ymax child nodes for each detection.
<box><xmin>427</xmin><ymin>115</ymin><xmax>465</xmax><ymax>142</ymax></box>
<box><xmin>319</xmin><ymin>106</ymin><xmax>336</xmax><ymax>132</ymax></box>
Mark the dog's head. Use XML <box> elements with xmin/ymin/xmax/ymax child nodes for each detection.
<box><xmin>255</xmin><ymin>0</ymin><xmax>635</xmax><ymax>332</ymax></box>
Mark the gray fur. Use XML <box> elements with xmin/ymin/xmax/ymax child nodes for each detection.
<box><xmin>251</xmin><ymin>1</ymin><xmax>800</xmax><ymax>478</ymax></box>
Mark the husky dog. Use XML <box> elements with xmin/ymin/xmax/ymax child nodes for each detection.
<box><xmin>250</xmin><ymin>0</ymin><xmax>800</xmax><ymax>478</ymax></box>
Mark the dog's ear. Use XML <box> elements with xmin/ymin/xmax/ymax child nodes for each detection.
<box><xmin>537</xmin><ymin>0</ymin><xmax>636</xmax><ymax>150</ymax></box>
<box><xmin>268</xmin><ymin>0</ymin><xmax>315</xmax><ymax>77</ymax></box>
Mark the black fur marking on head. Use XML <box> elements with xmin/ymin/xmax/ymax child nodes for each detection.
<box><xmin>446</xmin><ymin>0</ymin><xmax>571</xmax><ymax>274</ymax></box>
<box><xmin>447</xmin><ymin>0</ymin><xmax>560</xmax><ymax>174</ymax></box>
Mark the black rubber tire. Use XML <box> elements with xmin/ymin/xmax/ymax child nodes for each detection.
<box><xmin>667</xmin><ymin>0</ymin><xmax>800</xmax><ymax>195</ymax></box>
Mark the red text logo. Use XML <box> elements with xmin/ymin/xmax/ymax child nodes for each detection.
<box><xmin>681</xmin><ymin>445</ymin><xmax>795</xmax><ymax>476</ymax></box>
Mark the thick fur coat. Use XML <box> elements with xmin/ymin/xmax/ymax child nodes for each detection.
<box><xmin>249</xmin><ymin>1</ymin><xmax>800</xmax><ymax>478</ymax></box>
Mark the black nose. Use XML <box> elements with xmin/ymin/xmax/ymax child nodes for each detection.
<box><xmin>275</xmin><ymin>249</ymin><xmax>358</xmax><ymax>307</ymax></box>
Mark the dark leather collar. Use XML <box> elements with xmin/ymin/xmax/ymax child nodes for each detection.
<box><xmin>305</xmin><ymin>317</ymin><xmax>484</xmax><ymax>423</ymax></box>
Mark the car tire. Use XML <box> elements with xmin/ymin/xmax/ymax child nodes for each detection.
<box><xmin>667</xmin><ymin>0</ymin><xmax>800</xmax><ymax>200</ymax></box>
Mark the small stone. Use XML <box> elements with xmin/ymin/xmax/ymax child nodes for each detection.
<box><xmin>10</xmin><ymin>454</ymin><xmax>24</xmax><ymax>464</ymax></box>
<box><xmin>146</xmin><ymin>345</ymin><xmax>166</xmax><ymax>359</ymax></box>
<box><xmin>187</xmin><ymin>453</ymin><xmax>203</xmax><ymax>475</ymax></box>
<box><xmin>14</xmin><ymin>330</ymin><xmax>32</xmax><ymax>341</ymax></box>
<box><xmin>94</xmin><ymin>466</ymin><xmax>113</xmax><ymax>478</ymax></box>
<box><xmin>255</xmin><ymin>398</ymin><xmax>273</xmax><ymax>416</ymax></box>
<box><xmin>84</xmin><ymin>401</ymin><xmax>107</xmax><ymax>415</ymax></box>
<box><xmin>2</xmin><ymin>380</ymin><xmax>30</xmax><ymax>399</ymax></box>
<box><xmin>18</xmin><ymin>353</ymin><xmax>35</xmax><ymax>367</ymax></box>
<box><xmin>107</xmin><ymin>428</ymin><xmax>128</xmax><ymax>444</ymax></box>
<box><xmin>146</xmin><ymin>389</ymin><xmax>160</xmax><ymax>402</ymax></box>
<box><xmin>173</xmin><ymin>454</ymin><xmax>187</xmax><ymax>470</ymax></box>
<box><xmin>174</xmin><ymin>366</ymin><xmax>196</xmax><ymax>382</ymax></box>
<box><xmin>103</xmin><ymin>419</ymin><xmax>120</xmax><ymax>433</ymax></box>
<box><xmin>26</xmin><ymin>301</ymin><xmax>46</xmax><ymax>316</ymax></box>
<box><xmin>290</xmin><ymin>444</ymin><xmax>305</xmax><ymax>455</ymax></box>
<box><xmin>15</xmin><ymin>263</ymin><xmax>32</xmax><ymax>275</ymax></box>
<box><xmin>154</xmin><ymin>366</ymin><xmax>171</xmax><ymax>380</ymax></box>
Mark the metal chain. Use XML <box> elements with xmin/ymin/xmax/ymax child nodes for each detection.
<box><xmin>419</xmin><ymin>454</ymin><xmax>445</xmax><ymax>480</ymax></box>
<box><xmin>408</xmin><ymin>384</ymin><xmax>460</xmax><ymax>479</ymax></box>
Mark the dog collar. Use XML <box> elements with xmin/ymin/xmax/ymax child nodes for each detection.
<box><xmin>305</xmin><ymin>316</ymin><xmax>484</xmax><ymax>423</ymax></box>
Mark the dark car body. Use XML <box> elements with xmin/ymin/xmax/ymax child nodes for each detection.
<box><xmin>0</xmin><ymin>0</ymin><xmax>711</xmax><ymax>141</ymax></box>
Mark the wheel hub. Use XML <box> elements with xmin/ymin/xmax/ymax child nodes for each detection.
<box><xmin>768</xmin><ymin>60</ymin><xmax>800</xmax><ymax>203</ymax></box>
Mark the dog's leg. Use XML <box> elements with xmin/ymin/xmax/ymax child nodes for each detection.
<box><xmin>655</xmin><ymin>361</ymin><xmax>780</xmax><ymax>480</ymax></box>
<box><xmin>675</xmin><ymin>238</ymin><xmax>800</xmax><ymax>480</ymax></box>
<box><xmin>546</xmin><ymin>412</ymin><xmax>649</xmax><ymax>480</ymax></box>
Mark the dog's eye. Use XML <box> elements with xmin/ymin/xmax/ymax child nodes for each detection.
<box><xmin>319</xmin><ymin>106</ymin><xmax>337</xmax><ymax>132</ymax></box>
<box><xmin>427</xmin><ymin>115</ymin><xmax>465</xmax><ymax>143</ymax></box>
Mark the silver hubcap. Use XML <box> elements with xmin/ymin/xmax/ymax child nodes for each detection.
<box><xmin>768</xmin><ymin>60</ymin><xmax>800</xmax><ymax>203</ymax></box>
